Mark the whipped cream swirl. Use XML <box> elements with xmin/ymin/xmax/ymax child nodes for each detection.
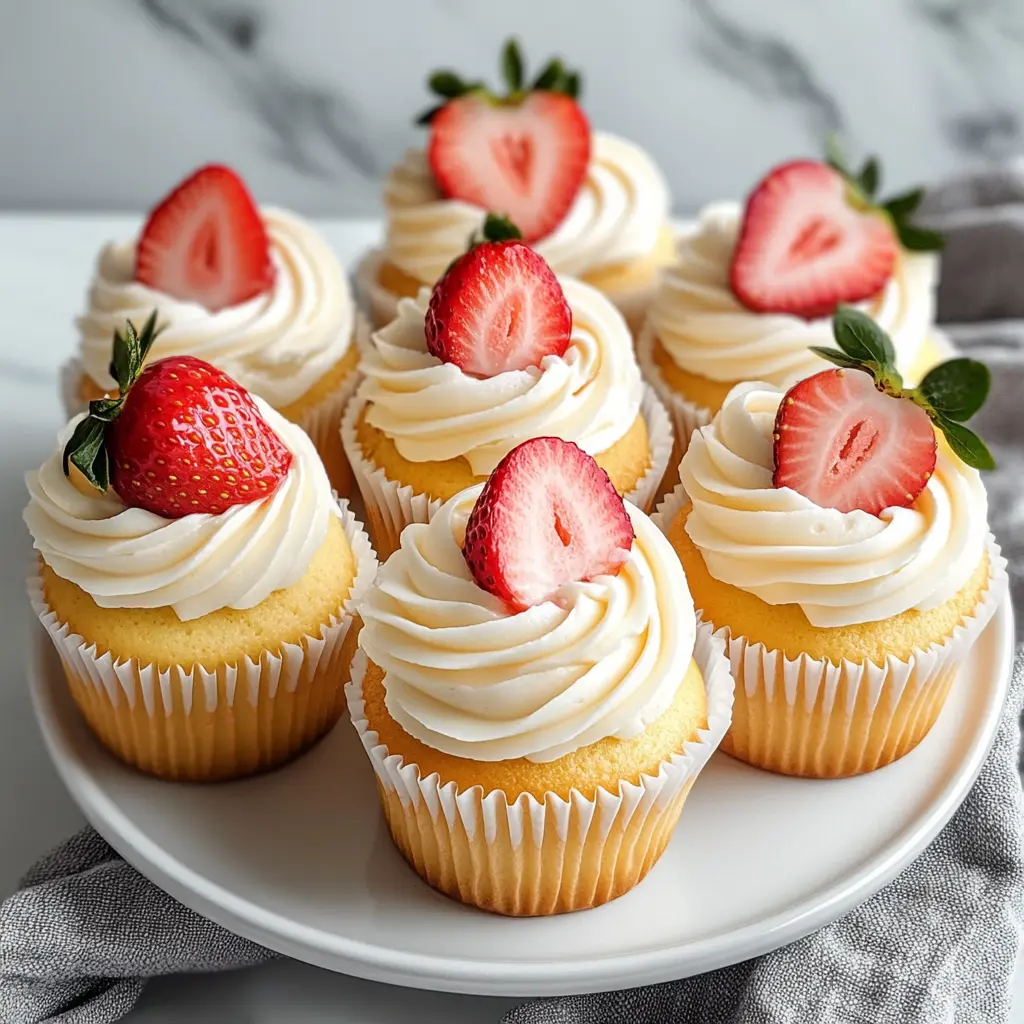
<box><xmin>24</xmin><ymin>402</ymin><xmax>338</xmax><ymax>622</ymax></box>
<box><xmin>358</xmin><ymin>487</ymin><xmax>696</xmax><ymax>762</ymax></box>
<box><xmin>77</xmin><ymin>208</ymin><xmax>354</xmax><ymax>408</ymax></box>
<box><xmin>679</xmin><ymin>382</ymin><xmax>988</xmax><ymax>627</ymax></box>
<box><xmin>648</xmin><ymin>202</ymin><xmax>938</xmax><ymax>387</ymax></box>
<box><xmin>358</xmin><ymin>276</ymin><xmax>643</xmax><ymax>474</ymax></box>
<box><xmin>383</xmin><ymin>132</ymin><xmax>670</xmax><ymax>284</ymax></box>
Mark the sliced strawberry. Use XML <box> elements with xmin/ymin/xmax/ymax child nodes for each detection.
<box><xmin>730</xmin><ymin>160</ymin><xmax>898</xmax><ymax>319</ymax></box>
<box><xmin>135</xmin><ymin>164</ymin><xmax>275</xmax><ymax>312</ymax></box>
<box><xmin>773</xmin><ymin>368</ymin><xmax>937</xmax><ymax>515</ymax></box>
<box><xmin>428</xmin><ymin>92</ymin><xmax>590</xmax><ymax>242</ymax></box>
<box><xmin>425</xmin><ymin>239</ymin><xmax>572</xmax><ymax>377</ymax></box>
<box><xmin>463</xmin><ymin>437</ymin><xmax>634</xmax><ymax>611</ymax></box>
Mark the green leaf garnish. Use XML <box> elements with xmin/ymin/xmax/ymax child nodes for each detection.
<box><xmin>821</xmin><ymin>307</ymin><xmax>995</xmax><ymax>473</ymax></box>
<box><xmin>481</xmin><ymin>213</ymin><xmax>523</xmax><ymax>243</ymax></box>
<box><xmin>857</xmin><ymin>157</ymin><xmax>879</xmax><ymax>198</ymax></box>
<box><xmin>417</xmin><ymin>40</ymin><xmax>582</xmax><ymax>128</ymax></box>
<box><xmin>62</xmin><ymin>312</ymin><xmax>163</xmax><ymax>493</ymax></box>
<box><xmin>882</xmin><ymin>187</ymin><xmax>924</xmax><ymax>220</ymax></box>
<box><xmin>502</xmin><ymin>38</ymin><xmax>524</xmax><ymax>93</ymax></box>
<box><xmin>833</xmin><ymin>304</ymin><xmax>897</xmax><ymax>368</ymax></box>
<box><xmin>934</xmin><ymin>416</ymin><xmax>996</xmax><ymax>471</ymax></box>
<box><xmin>895</xmin><ymin>223</ymin><xmax>945</xmax><ymax>252</ymax></box>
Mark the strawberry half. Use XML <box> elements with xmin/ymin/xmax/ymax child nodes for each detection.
<box><xmin>463</xmin><ymin>437</ymin><xmax>634</xmax><ymax>611</ymax></box>
<box><xmin>63</xmin><ymin>314</ymin><xmax>292</xmax><ymax>519</ymax></box>
<box><xmin>419</xmin><ymin>40</ymin><xmax>590</xmax><ymax>242</ymax></box>
<box><xmin>730</xmin><ymin>160</ymin><xmax>899</xmax><ymax>320</ymax></box>
<box><xmin>135</xmin><ymin>164</ymin><xmax>275</xmax><ymax>312</ymax></box>
<box><xmin>425</xmin><ymin>216</ymin><xmax>572</xmax><ymax>377</ymax></box>
<box><xmin>773</xmin><ymin>368</ymin><xmax>937</xmax><ymax>515</ymax></box>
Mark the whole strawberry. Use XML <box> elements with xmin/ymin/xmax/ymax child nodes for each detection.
<box><xmin>63</xmin><ymin>312</ymin><xmax>292</xmax><ymax>518</ymax></box>
<box><xmin>773</xmin><ymin>306</ymin><xmax>993</xmax><ymax>515</ymax></box>
<box><xmin>418</xmin><ymin>39</ymin><xmax>590</xmax><ymax>242</ymax></box>
<box><xmin>425</xmin><ymin>213</ymin><xmax>572</xmax><ymax>378</ymax></box>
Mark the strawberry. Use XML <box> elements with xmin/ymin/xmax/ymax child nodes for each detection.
<box><xmin>135</xmin><ymin>164</ymin><xmax>275</xmax><ymax>312</ymax></box>
<box><xmin>419</xmin><ymin>40</ymin><xmax>590</xmax><ymax>242</ymax></box>
<box><xmin>773</xmin><ymin>306</ymin><xmax>993</xmax><ymax>515</ymax></box>
<box><xmin>63</xmin><ymin>313</ymin><xmax>292</xmax><ymax>518</ymax></box>
<box><xmin>730</xmin><ymin>144</ymin><xmax>943</xmax><ymax>319</ymax></box>
<box><xmin>425</xmin><ymin>214</ymin><xmax>572</xmax><ymax>377</ymax></box>
<box><xmin>463</xmin><ymin>437</ymin><xmax>634</xmax><ymax>611</ymax></box>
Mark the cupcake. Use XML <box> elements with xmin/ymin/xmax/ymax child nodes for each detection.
<box><xmin>640</xmin><ymin>148</ymin><xmax>946</xmax><ymax>459</ymax></box>
<box><xmin>63</xmin><ymin>164</ymin><xmax>362</xmax><ymax>492</ymax></box>
<box><xmin>656</xmin><ymin>307</ymin><xmax>1004</xmax><ymax>778</ymax></box>
<box><xmin>343</xmin><ymin>216</ymin><xmax>673</xmax><ymax>559</ymax></box>
<box><xmin>358</xmin><ymin>40</ymin><xmax>673</xmax><ymax>334</ymax></box>
<box><xmin>29</xmin><ymin>320</ymin><xmax>376</xmax><ymax>781</ymax></box>
<box><xmin>346</xmin><ymin>436</ymin><xmax>733</xmax><ymax>915</ymax></box>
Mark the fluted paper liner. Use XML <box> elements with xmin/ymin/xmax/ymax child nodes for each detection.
<box><xmin>29</xmin><ymin>501</ymin><xmax>378</xmax><ymax>782</ymax></box>
<box><xmin>636</xmin><ymin>324</ymin><xmax>712</xmax><ymax>479</ymax></box>
<box><xmin>356</xmin><ymin>248</ymin><xmax>401</xmax><ymax>329</ymax></box>
<box><xmin>345</xmin><ymin>624</ymin><xmax>733</xmax><ymax>916</ymax></box>
<box><xmin>342</xmin><ymin>384</ymin><xmax>675</xmax><ymax>560</ymax></box>
<box><xmin>291</xmin><ymin>339</ymin><xmax>363</xmax><ymax>496</ymax></box>
<box><xmin>653</xmin><ymin>484</ymin><xmax>1008</xmax><ymax>778</ymax></box>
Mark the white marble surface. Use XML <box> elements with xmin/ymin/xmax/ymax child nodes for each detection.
<box><xmin>3</xmin><ymin>0</ymin><xmax>1024</xmax><ymax>216</ymax></box>
<box><xmin>1</xmin><ymin>214</ymin><xmax>1022</xmax><ymax>1021</ymax></box>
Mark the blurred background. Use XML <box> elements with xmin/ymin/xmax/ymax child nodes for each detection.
<box><xmin>3</xmin><ymin>0</ymin><xmax>1024</xmax><ymax>216</ymax></box>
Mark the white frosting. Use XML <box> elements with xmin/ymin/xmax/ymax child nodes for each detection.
<box><xmin>76</xmin><ymin>208</ymin><xmax>354</xmax><ymax>408</ymax></box>
<box><xmin>24</xmin><ymin>401</ymin><xmax>338</xmax><ymax>622</ymax></box>
<box><xmin>383</xmin><ymin>132</ymin><xmax>670</xmax><ymax>284</ymax></box>
<box><xmin>357</xmin><ymin>276</ymin><xmax>643</xmax><ymax>475</ymax></box>
<box><xmin>679</xmin><ymin>382</ymin><xmax>988</xmax><ymax>628</ymax></box>
<box><xmin>648</xmin><ymin>202</ymin><xmax>938</xmax><ymax>388</ymax></box>
<box><xmin>358</xmin><ymin>486</ymin><xmax>696</xmax><ymax>762</ymax></box>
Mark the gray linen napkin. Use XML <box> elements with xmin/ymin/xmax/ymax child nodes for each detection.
<box><xmin>3</xmin><ymin>173</ymin><xmax>1024</xmax><ymax>1024</ymax></box>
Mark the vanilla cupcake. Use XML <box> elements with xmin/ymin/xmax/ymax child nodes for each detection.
<box><xmin>358</xmin><ymin>41</ymin><xmax>673</xmax><ymax>334</ymax></box>
<box><xmin>640</xmin><ymin>153</ymin><xmax>945</xmax><ymax>458</ymax></box>
<box><xmin>31</xmin><ymin>326</ymin><xmax>375</xmax><ymax>781</ymax></box>
<box><xmin>347</xmin><ymin>437</ymin><xmax>732</xmax><ymax>915</ymax></box>
<box><xmin>344</xmin><ymin>220</ymin><xmax>673</xmax><ymax>559</ymax></box>
<box><xmin>63</xmin><ymin>164</ymin><xmax>362</xmax><ymax>492</ymax></box>
<box><xmin>655</xmin><ymin>310</ymin><xmax>1003</xmax><ymax>778</ymax></box>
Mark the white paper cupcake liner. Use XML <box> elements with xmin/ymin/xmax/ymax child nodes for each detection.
<box><xmin>341</xmin><ymin>384</ymin><xmax>674</xmax><ymax>560</ymax></box>
<box><xmin>355</xmin><ymin>247</ymin><xmax>402</xmax><ymax>329</ymax></box>
<box><xmin>653</xmin><ymin>486</ymin><xmax>1008</xmax><ymax>777</ymax></box>
<box><xmin>345</xmin><ymin>621</ymin><xmax>734</xmax><ymax>915</ymax></box>
<box><xmin>636</xmin><ymin>324</ymin><xmax>712</xmax><ymax>465</ymax></box>
<box><xmin>29</xmin><ymin>501</ymin><xmax>378</xmax><ymax>780</ymax></box>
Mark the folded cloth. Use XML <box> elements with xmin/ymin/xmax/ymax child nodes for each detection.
<box><xmin>3</xmin><ymin>170</ymin><xmax>1024</xmax><ymax>1024</ymax></box>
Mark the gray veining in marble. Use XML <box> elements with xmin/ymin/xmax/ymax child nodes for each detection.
<box><xmin>1</xmin><ymin>0</ymin><xmax>1023</xmax><ymax>215</ymax></box>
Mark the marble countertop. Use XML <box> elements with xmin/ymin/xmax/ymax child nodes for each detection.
<box><xmin>1</xmin><ymin>214</ymin><xmax>1020</xmax><ymax>1023</ymax></box>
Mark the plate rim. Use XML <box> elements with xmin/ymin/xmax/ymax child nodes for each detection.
<box><xmin>29</xmin><ymin>597</ymin><xmax>1016</xmax><ymax>997</ymax></box>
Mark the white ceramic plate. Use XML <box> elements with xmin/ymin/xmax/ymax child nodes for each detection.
<box><xmin>29</xmin><ymin>596</ymin><xmax>1014</xmax><ymax>998</ymax></box>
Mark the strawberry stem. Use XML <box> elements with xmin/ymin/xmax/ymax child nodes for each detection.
<box><xmin>62</xmin><ymin>311</ymin><xmax>162</xmax><ymax>491</ymax></box>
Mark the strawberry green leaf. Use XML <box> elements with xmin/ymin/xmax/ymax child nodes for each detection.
<box><xmin>429</xmin><ymin>71</ymin><xmax>468</xmax><ymax>98</ymax></box>
<box><xmin>896</xmin><ymin>223</ymin><xmax>944</xmax><ymax>252</ymax></box>
<box><xmin>858</xmin><ymin>157</ymin><xmax>880</xmax><ymax>198</ymax></box>
<box><xmin>532</xmin><ymin>58</ymin><xmax>566</xmax><ymax>92</ymax></box>
<box><xmin>918</xmin><ymin>358</ymin><xmax>990</xmax><ymax>422</ymax></box>
<box><xmin>809</xmin><ymin>346</ymin><xmax>868</xmax><ymax>371</ymax></box>
<box><xmin>502</xmin><ymin>39</ymin><xmax>524</xmax><ymax>93</ymax></box>
<box><xmin>935</xmin><ymin>416</ymin><xmax>996</xmax><ymax>470</ymax></box>
<box><xmin>832</xmin><ymin>305</ymin><xmax>896</xmax><ymax>368</ymax></box>
<box><xmin>564</xmin><ymin>71</ymin><xmax>581</xmax><ymax>99</ymax></box>
<box><xmin>481</xmin><ymin>213</ymin><xmax>523</xmax><ymax>242</ymax></box>
<box><xmin>824</xmin><ymin>134</ymin><xmax>848</xmax><ymax>176</ymax></box>
<box><xmin>62</xmin><ymin>416</ymin><xmax>110</xmax><ymax>491</ymax></box>
<box><xmin>415</xmin><ymin>104</ymin><xmax>445</xmax><ymax>126</ymax></box>
<box><xmin>883</xmin><ymin>187</ymin><xmax>924</xmax><ymax>219</ymax></box>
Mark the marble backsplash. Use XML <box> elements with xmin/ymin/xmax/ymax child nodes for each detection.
<box><xmin>3</xmin><ymin>0</ymin><xmax>1024</xmax><ymax>217</ymax></box>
